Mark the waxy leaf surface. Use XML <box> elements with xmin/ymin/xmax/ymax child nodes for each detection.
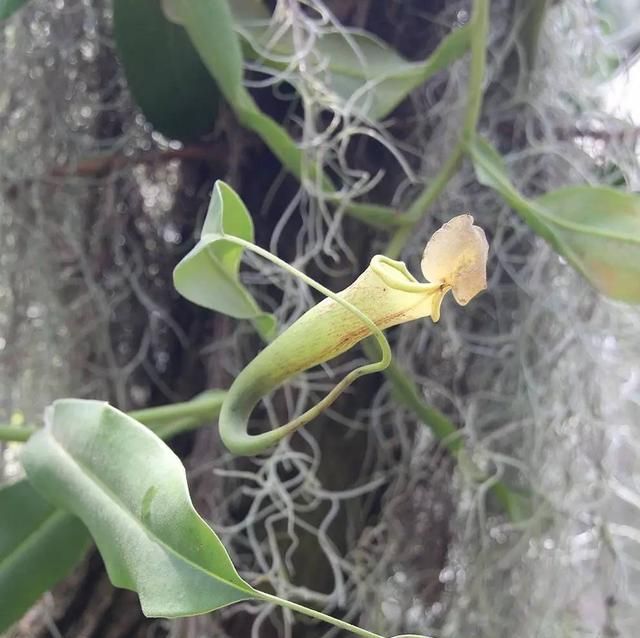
<box><xmin>113</xmin><ymin>0</ymin><xmax>219</xmax><ymax>140</ymax></box>
<box><xmin>0</xmin><ymin>0</ymin><xmax>29</xmax><ymax>20</ymax></box>
<box><xmin>470</xmin><ymin>136</ymin><xmax>640</xmax><ymax>302</ymax></box>
<box><xmin>232</xmin><ymin>0</ymin><xmax>471</xmax><ymax>119</ymax></box>
<box><xmin>174</xmin><ymin>181</ymin><xmax>276</xmax><ymax>340</ymax></box>
<box><xmin>0</xmin><ymin>479</ymin><xmax>90</xmax><ymax>632</ymax></box>
<box><xmin>22</xmin><ymin>399</ymin><xmax>257</xmax><ymax>617</ymax></box>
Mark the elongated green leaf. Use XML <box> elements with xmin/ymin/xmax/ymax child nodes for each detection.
<box><xmin>0</xmin><ymin>391</ymin><xmax>227</xmax><ymax>630</ymax></box>
<box><xmin>21</xmin><ymin>399</ymin><xmax>257</xmax><ymax>618</ymax></box>
<box><xmin>113</xmin><ymin>0</ymin><xmax>219</xmax><ymax>140</ymax></box>
<box><xmin>232</xmin><ymin>0</ymin><xmax>471</xmax><ymax>120</ymax></box>
<box><xmin>171</xmin><ymin>0</ymin><xmax>406</xmax><ymax>228</ymax></box>
<box><xmin>172</xmin><ymin>0</ymin><xmax>316</xmax><ymax>186</ymax></box>
<box><xmin>0</xmin><ymin>0</ymin><xmax>28</xmax><ymax>20</ymax></box>
<box><xmin>469</xmin><ymin>136</ymin><xmax>640</xmax><ymax>302</ymax></box>
<box><xmin>174</xmin><ymin>181</ymin><xmax>276</xmax><ymax>340</ymax></box>
<box><xmin>533</xmin><ymin>186</ymin><xmax>640</xmax><ymax>301</ymax></box>
<box><xmin>325</xmin><ymin>25</ymin><xmax>470</xmax><ymax>119</ymax></box>
<box><xmin>172</xmin><ymin>0</ymin><xmax>249</xmax><ymax>107</ymax></box>
<box><xmin>0</xmin><ymin>479</ymin><xmax>91</xmax><ymax>632</ymax></box>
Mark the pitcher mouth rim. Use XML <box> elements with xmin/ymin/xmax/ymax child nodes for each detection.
<box><xmin>370</xmin><ymin>254</ymin><xmax>444</xmax><ymax>294</ymax></box>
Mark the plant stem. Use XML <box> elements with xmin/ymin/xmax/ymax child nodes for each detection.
<box><xmin>387</xmin><ymin>147</ymin><xmax>464</xmax><ymax>259</ymax></box>
<box><xmin>364</xmin><ymin>339</ymin><xmax>462</xmax><ymax>454</ymax></box>
<box><xmin>363</xmin><ymin>338</ymin><xmax>530</xmax><ymax>520</ymax></box>
<box><xmin>359</xmin><ymin>0</ymin><xmax>527</xmax><ymax>522</ymax></box>
<box><xmin>255</xmin><ymin>590</ymin><xmax>385</xmax><ymax>638</ymax></box>
<box><xmin>0</xmin><ymin>392</ymin><xmax>226</xmax><ymax>444</ymax></box>
<box><xmin>129</xmin><ymin>391</ymin><xmax>225</xmax><ymax>427</ymax></box>
<box><xmin>151</xmin><ymin>416</ymin><xmax>201</xmax><ymax>440</ymax></box>
<box><xmin>386</xmin><ymin>0</ymin><xmax>489</xmax><ymax>257</ymax></box>
<box><xmin>514</xmin><ymin>0</ymin><xmax>550</xmax><ymax>80</ymax></box>
<box><xmin>0</xmin><ymin>426</ymin><xmax>37</xmax><ymax>443</ymax></box>
<box><xmin>462</xmin><ymin>0</ymin><xmax>489</xmax><ymax>143</ymax></box>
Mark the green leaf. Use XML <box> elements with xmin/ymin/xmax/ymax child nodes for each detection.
<box><xmin>533</xmin><ymin>186</ymin><xmax>640</xmax><ymax>302</ymax></box>
<box><xmin>335</xmin><ymin>25</ymin><xmax>471</xmax><ymax>119</ymax></box>
<box><xmin>21</xmin><ymin>399</ymin><xmax>258</xmax><ymax>618</ymax></box>
<box><xmin>172</xmin><ymin>0</ymin><xmax>319</xmax><ymax>187</ymax></box>
<box><xmin>113</xmin><ymin>0</ymin><xmax>219</xmax><ymax>141</ymax></box>
<box><xmin>0</xmin><ymin>392</ymin><xmax>227</xmax><ymax>630</ymax></box>
<box><xmin>174</xmin><ymin>181</ymin><xmax>277</xmax><ymax>340</ymax></box>
<box><xmin>0</xmin><ymin>479</ymin><xmax>91</xmax><ymax>632</ymax></box>
<box><xmin>171</xmin><ymin>0</ymin><xmax>406</xmax><ymax>229</ymax></box>
<box><xmin>172</xmin><ymin>0</ymin><xmax>249</xmax><ymax>107</ymax></box>
<box><xmin>231</xmin><ymin>1</ymin><xmax>471</xmax><ymax>120</ymax></box>
<box><xmin>469</xmin><ymin>136</ymin><xmax>640</xmax><ymax>302</ymax></box>
<box><xmin>0</xmin><ymin>0</ymin><xmax>29</xmax><ymax>20</ymax></box>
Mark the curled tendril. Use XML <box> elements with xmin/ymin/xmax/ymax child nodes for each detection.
<box><xmin>219</xmin><ymin>214</ymin><xmax>488</xmax><ymax>455</ymax></box>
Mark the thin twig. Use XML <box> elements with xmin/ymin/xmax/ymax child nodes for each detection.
<box><xmin>49</xmin><ymin>144</ymin><xmax>226</xmax><ymax>178</ymax></box>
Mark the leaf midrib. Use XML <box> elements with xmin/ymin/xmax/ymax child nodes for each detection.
<box><xmin>0</xmin><ymin>507</ymin><xmax>71</xmax><ymax>574</ymax></box>
<box><xmin>535</xmin><ymin>201</ymin><xmax>640</xmax><ymax>246</ymax></box>
<box><xmin>476</xmin><ymin>149</ymin><xmax>640</xmax><ymax>246</ymax></box>
<box><xmin>46</xmin><ymin>429</ymin><xmax>254</xmax><ymax>600</ymax></box>
<box><xmin>200</xmin><ymin>237</ymin><xmax>262</xmax><ymax>315</ymax></box>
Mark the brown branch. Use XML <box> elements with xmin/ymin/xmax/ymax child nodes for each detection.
<box><xmin>49</xmin><ymin>144</ymin><xmax>227</xmax><ymax>178</ymax></box>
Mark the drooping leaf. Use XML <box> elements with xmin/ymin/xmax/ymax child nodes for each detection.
<box><xmin>113</xmin><ymin>0</ymin><xmax>219</xmax><ymax>140</ymax></box>
<box><xmin>469</xmin><ymin>136</ymin><xmax>640</xmax><ymax>302</ymax></box>
<box><xmin>231</xmin><ymin>0</ymin><xmax>471</xmax><ymax>120</ymax></box>
<box><xmin>0</xmin><ymin>479</ymin><xmax>91</xmax><ymax>632</ymax></box>
<box><xmin>0</xmin><ymin>0</ymin><xmax>29</xmax><ymax>20</ymax></box>
<box><xmin>21</xmin><ymin>399</ymin><xmax>258</xmax><ymax>618</ymax></box>
<box><xmin>326</xmin><ymin>24</ymin><xmax>470</xmax><ymax>119</ymax></box>
<box><xmin>174</xmin><ymin>181</ymin><xmax>277</xmax><ymax>340</ymax></box>
<box><xmin>0</xmin><ymin>391</ymin><xmax>228</xmax><ymax>630</ymax></box>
